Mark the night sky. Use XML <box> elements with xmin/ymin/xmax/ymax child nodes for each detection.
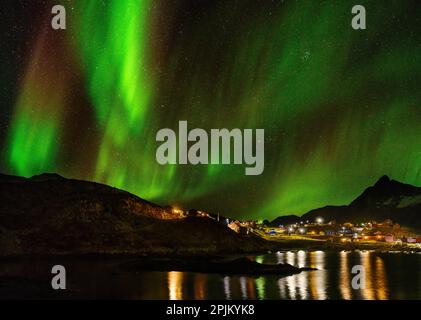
<box><xmin>0</xmin><ymin>0</ymin><xmax>420</xmax><ymax>220</ymax></box>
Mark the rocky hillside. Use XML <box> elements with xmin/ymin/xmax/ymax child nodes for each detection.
<box><xmin>0</xmin><ymin>173</ymin><xmax>272</xmax><ymax>256</ymax></box>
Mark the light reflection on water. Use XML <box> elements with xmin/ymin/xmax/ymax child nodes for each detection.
<box><xmin>0</xmin><ymin>251</ymin><xmax>419</xmax><ymax>299</ymax></box>
<box><xmin>223</xmin><ymin>276</ymin><xmax>231</xmax><ymax>300</ymax></box>
<box><xmin>162</xmin><ymin>251</ymin><xmax>419</xmax><ymax>300</ymax></box>
<box><xmin>339</xmin><ymin>251</ymin><xmax>351</xmax><ymax>300</ymax></box>
<box><xmin>168</xmin><ymin>271</ymin><xmax>184</xmax><ymax>300</ymax></box>
<box><xmin>375</xmin><ymin>256</ymin><xmax>388</xmax><ymax>300</ymax></box>
<box><xmin>359</xmin><ymin>251</ymin><xmax>375</xmax><ymax>300</ymax></box>
<box><xmin>194</xmin><ymin>273</ymin><xmax>206</xmax><ymax>300</ymax></box>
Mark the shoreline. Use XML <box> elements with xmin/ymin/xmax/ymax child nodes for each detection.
<box><xmin>263</xmin><ymin>237</ymin><xmax>421</xmax><ymax>253</ymax></box>
<box><xmin>0</xmin><ymin>241</ymin><xmax>419</xmax><ymax>262</ymax></box>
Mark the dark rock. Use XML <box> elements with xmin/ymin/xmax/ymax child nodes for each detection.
<box><xmin>120</xmin><ymin>257</ymin><xmax>317</xmax><ymax>276</ymax></box>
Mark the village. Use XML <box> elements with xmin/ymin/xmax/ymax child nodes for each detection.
<box><xmin>175</xmin><ymin>208</ymin><xmax>421</xmax><ymax>248</ymax></box>
<box><xmin>229</xmin><ymin>217</ymin><xmax>421</xmax><ymax>247</ymax></box>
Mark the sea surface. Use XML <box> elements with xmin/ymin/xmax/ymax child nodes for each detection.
<box><xmin>1</xmin><ymin>250</ymin><xmax>420</xmax><ymax>299</ymax></box>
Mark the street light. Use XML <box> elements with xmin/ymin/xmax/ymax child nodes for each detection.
<box><xmin>172</xmin><ymin>207</ymin><xmax>183</xmax><ymax>215</ymax></box>
<box><xmin>316</xmin><ymin>217</ymin><xmax>324</xmax><ymax>224</ymax></box>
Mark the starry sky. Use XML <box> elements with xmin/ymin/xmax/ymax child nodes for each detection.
<box><xmin>0</xmin><ymin>0</ymin><xmax>420</xmax><ymax>220</ymax></box>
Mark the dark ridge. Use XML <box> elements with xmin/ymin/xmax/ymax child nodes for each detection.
<box><xmin>374</xmin><ymin>175</ymin><xmax>390</xmax><ymax>186</ymax></box>
<box><xmin>350</xmin><ymin>175</ymin><xmax>421</xmax><ymax>208</ymax></box>
<box><xmin>0</xmin><ymin>172</ymin><xmax>276</xmax><ymax>257</ymax></box>
<box><xmin>0</xmin><ymin>174</ymin><xmax>27</xmax><ymax>183</ymax></box>
<box><xmin>268</xmin><ymin>215</ymin><xmax>301</xmax><ymax>227</ymax></box>
<box><xmin>30</xmin><ymin>173</ymin><xmax>65</xmax><ymax>181</ymax></box>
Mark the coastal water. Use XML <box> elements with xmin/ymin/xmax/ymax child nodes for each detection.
<box><xmin>1</xmin><ymin>251</ymin><xmax>420</xmax><ymax>299</ymax></box>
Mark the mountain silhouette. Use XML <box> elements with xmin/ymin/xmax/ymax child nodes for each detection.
<box><xmin>269</xmin><ymin>176</ymin><xmax>421</xmax><ymax>230</ymax></box>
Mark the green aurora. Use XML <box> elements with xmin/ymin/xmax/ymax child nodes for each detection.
<box><xmin>1</xmin><ymin>0</ymin><xmax>420</xmax><ymax>219</ymax></box>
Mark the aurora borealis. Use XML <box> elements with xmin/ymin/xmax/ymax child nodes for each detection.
<box><xmin>0</xmin><ymin>0</ymin><xmax>420</xmax><ymax>220</ymax></box>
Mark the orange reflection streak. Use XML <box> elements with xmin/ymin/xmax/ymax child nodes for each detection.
<box><xmin>359</xmin><ymin>251</ymin><xmax>375</xmax><ymax>300</ymax></box>
<box><xmin>375</xmin><ymin>256</ymin><xmax>389</xmax><ymax>300</ymax></box>
<box><xmin>194</xmin><ymin>273</ymin><xmax>206</xmax><ymax>300</ymax></box>
<box><xmin>309</xmin><ymin>252</ymin><xmax>317</xmax><ymax>299</ymax></box>
<box><xmin>309</xmin><ymin>251</ymin><xmax>327</xmax><ymax>300</ymax></box>
<box><xmin>247</xmin><ymin>278</ymin><xmax>257</xmax><ymax>300</ymax></box>
<box><xmin>339</xmin><ymin>251</ymin><xmax>352</xmax><ymax>300</ymax></box>
<box><xmin>168</xmin><ymin>271</ymin><xmax>184</xmax><ymax>300</ymax></box>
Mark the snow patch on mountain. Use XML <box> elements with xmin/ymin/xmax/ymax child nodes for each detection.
<box><xmin>397</xmin><ymin>194</ymin><xmax>421</xmax><ymax>208</ymax></box>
